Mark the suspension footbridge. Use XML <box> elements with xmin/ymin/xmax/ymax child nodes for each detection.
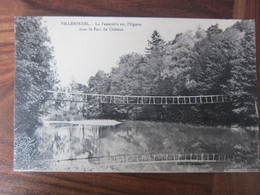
<box><xmin>45</xmin><ymin>90</ymin><xmax>231</xmax><ymax>105</ymax></box>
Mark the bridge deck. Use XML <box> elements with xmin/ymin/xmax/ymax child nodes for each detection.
<box><xmin>45</xmin><ymin>91</ymin><xmax>230</xmax><ymax>105</ymax></box>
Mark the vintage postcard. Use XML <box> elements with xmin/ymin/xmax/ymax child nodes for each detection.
<box><xmin>14</xmin><ymin>16</ymin><xmax>259</xmax><ymax>172</ymax></box>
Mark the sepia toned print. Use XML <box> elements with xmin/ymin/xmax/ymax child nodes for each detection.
<box><xmin>14</xmin><ymin>16</ymin><xmax>259</xmax><ymax>172</ymax></box>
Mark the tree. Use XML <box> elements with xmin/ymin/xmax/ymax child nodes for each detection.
<box><xmin>206</xmin><ymin>24</ymin><xmax>222</xmax><ymax>39</ymax></box>
<box><xmin>110</xmin><ymin>53</ymin><xmax>147</xmax><ymax>95</ymax></box>
<box><xmin>86</xmin><ymin>71</ymin><xmax>111</xmax><ymax>118</ymax></box>
<box><xmin>15</xmin><ymin>17</ymin><xmax>57</xmax><ymax>136</ymax></box>
<box><xmin>145</xmin><ymin>30</ymin><xmax>166</xmax><ymax>95</ymax></box>
<box><xmin>163</xmin><ymin>29</ymin><xmax>206</xmax><ymax>95</ymax></box>
<box><xmin>225</xmin><ymin>20</ymin><xmax>257</xmax><ymax>126</ymax></box>
<box><xmin>88</xmin><ymin>70</ymin><xmax>110</xmax><ymax>94</ymax></box>
<box><xmin>106</xmin><ymin>53</ymin><xmax>148</xmax><ymax>119</ymax></box>
<box><xmin>189</xmin><ymin>24</ymin><xmax>243</xmax><ymax>95</ymax></box>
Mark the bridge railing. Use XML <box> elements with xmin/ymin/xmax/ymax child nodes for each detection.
<box><xmin>44</xmin><ymin>90</ymin><xmax>231</xmax><ymax>105</ymax></box>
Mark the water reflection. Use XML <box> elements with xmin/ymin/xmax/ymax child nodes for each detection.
<box><xmin>36</xmin><ymin>120</ymin><xmax>123</xmax><ymax>160</ymax></box>
<box><xmin>36</xmin><ymin>120</ymin><xmax>181</xmax><ymax>163</ymax></box>
<box><xmin>35</xmin><ymin>120</ymin><xmax>258</xmax><ymax>165</ymax></box>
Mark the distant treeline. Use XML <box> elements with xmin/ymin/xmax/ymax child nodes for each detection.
<box><xmin>56</xmin><ymin>20</ymin><xmax>257</xmax><ymax>127</ymax></box>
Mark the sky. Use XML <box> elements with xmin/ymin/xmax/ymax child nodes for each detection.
<box><xmin>44</xmin><ymin>17</ymin><xmax>240</xmax><ymax>87</ymax></box>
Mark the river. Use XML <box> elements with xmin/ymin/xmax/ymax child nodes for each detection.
<box><xmin>34</xmin><ymin>120</ymin><xmax>258</xmax><ymax>172</ymax></box>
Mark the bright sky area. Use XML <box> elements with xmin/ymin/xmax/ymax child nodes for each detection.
<box><xmin>44</xmin><ymin>17</ymin><xmax>240</xmax><ymax>87</ymax></box>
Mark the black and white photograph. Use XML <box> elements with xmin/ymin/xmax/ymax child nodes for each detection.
<box><xmin>14</xmin><ymin>16</ymin><xmax>259</xmax><ymax>172</ymax></box>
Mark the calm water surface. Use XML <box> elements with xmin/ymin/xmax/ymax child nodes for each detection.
<box><xmin>35</xmin><ymin>120</ymin><xmax>256</xmax><ymax>162</ymax></box>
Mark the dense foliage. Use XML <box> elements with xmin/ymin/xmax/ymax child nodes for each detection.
<box><xmin>15</xmin><ymin>17</ymin><xmax>57</xmax><ymax>136</ymax></box>
<box><xmin>56</xmin><ymin>20</ymin><xmax>257</xmax><ymax>127</ymax></box>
